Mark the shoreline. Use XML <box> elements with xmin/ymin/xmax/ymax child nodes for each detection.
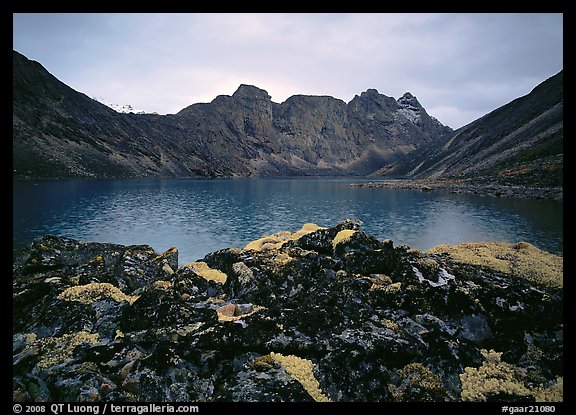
<box><xmin>350</xmin><ymin>179</ymin><xmax>563</xmax><ymax>201</ymax></box>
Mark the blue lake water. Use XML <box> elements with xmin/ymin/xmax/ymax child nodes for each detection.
<box><xmin>13</xmin><ymin>177</ymin><xmax>563</xmax><ymax>266</ymax></box>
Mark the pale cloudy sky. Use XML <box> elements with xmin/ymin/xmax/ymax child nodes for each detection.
<box><xmin>13</xmin><ymin>13</ymin><xmax>563</xmax><ymax>129</ymax></box>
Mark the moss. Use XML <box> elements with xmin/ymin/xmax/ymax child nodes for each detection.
<box><xmin>162</xmin><ymin>263</ymin><xmax>175</xmax><ymax>275</ymax></box>
<box><xmin>384</xmin><ymin>282</ymin><xmax>402</xmax><ymax>294</ymax></box>
<box><xmin>183</xmin><ymin>261</ymin><xmax>227</xmax><ymax>284</ymax></box>
<box><xmin>427</xmin><ymin>241</ymin><xmax>563</xmax><ymax>288</ymax></box>
<box><xmin>533</xmin><ymin>377</ymin><xmax>563</xmax><ymax>402</ymax></box>
<box><xmin>380</xmin><ymin>318</ymin><xmax>402</xmax><ymax>333</ymax></box>
<box><xmin>332</xmin><ymin>229</ymin><xmax>357</xmax><ymax>249</ymax></box>
<box><xmin>399</xmin><ymin>363</ymin><xmax>445</xmax><ymax>392</ymax></box>
<box><xmin>270</xmin><ymin>352</ymin><xmax>331</xmax><ymax>402</ymax></box>
<box><xmin>152</xmin><ymin>280</ymin><xmax>172</xmax><ymax>290</ymax></box>
<box><xmin>459</xmin><ymin>349</ymin><xmax>556</xmax><ymax>402</ymax></box>
<box><xmin>28</xmin><ymin>331</ymin><xmax>100</xmax><ymax>368</ymax></box>
<box><xmin>57</xmin><ymin>282</ymin><xmax>140</xmax><ymax>305</ymax></box>
<box><xmin>251</xmin><ymin>354</ymin><xmax>277</xmax><ymax>370</ymax></box>
<box><xmin>152</xmin><ymin>247</ymin><xmax>177</xmax><ymax>260</ymax></box>
<box><xmin>244</xmin><ymin>223</ymin><xmax>325</xmax><ymax>252</ymax></box>
<box><xmin>368</xmin><ymin>273</ymin><xmax>394</xmax><ymax>291</ymax></box>
<box><xmin>411</xmin><ymin>255</ymin><xmax>441</xmax><ymax>272</ymax></box>
<box><xmin>274</xmin><ymin>252</ymin><xmax>293</xmax><ymax>265</ymax></box>
<box><xmin>244</xmin><ymin>235</ymin><xmax>283</xmax><ymax>251</ymax></box>
<box><xmin>175</xmin><ymin>322</ymin><xmax>203</xmax><ymax>337</ymax></box>
<box><xmin>216</xmin><ymin>303</ymin><xmax>265</xmax><ymax>322</ymax></box>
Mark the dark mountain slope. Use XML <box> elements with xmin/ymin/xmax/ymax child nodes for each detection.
<box><xmin>373</xmin><ymin>71</ymin><xmax>563</xmax><ymax>188</ymax></box>
<box><xmin>13</xmin><ymin>50</ymin><xmax>453</xmax><ymax>179</ymax></box>
<box><xmin>13</xmin><ymin>51</ymin><xmax>224</xmax><ymax>178</ymax></box>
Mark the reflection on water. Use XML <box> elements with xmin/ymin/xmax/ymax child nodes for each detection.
<box><xmin>13</xmin><ymin>178</ymin><xmax>563</xmax><ymax>265</ymax></box>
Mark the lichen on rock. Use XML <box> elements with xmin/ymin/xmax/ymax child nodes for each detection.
<box><xmin>29</xmin><ymin>331</ymin><xmax>100</xmax><ymax>369</ymax></box>
<box><xmin>57</xmin><ymin>282</ymin><xmax>139</xmax><ymax>305</ymax></box>
<box><xmin>269</xmin><ymin>352</ymin><xmax>331</xmax><ymax>402</ymax></box>
<box><xmin>459</xmin><ymin>349</ymin><xmax>562</xmax><ymax>402</ymax></box>
<box><xmin>244</xmin><ymin>223</ymin><xmax>325</xmax><ymax>252</ymax></box>
<box><xmin>215</xmin><ymin>303</ymin><xmax>265</xmax><ymax>322</ymax></box>
<box><xmin>12</xmin><ymin>221</ymin><xmax>562</xmax><ymax>402</ymax></box>
<box><xmin>427</xmin><ymin>241</ymin><xmax>563</xmax><ymax>288</ymax></box>
<box><xmin>183</xmin><ymin>261</ymin><xmax>228</xmax><ymax>284</ymax></box>
<box><xmin>332</xmin><ymin>229</ymin><xmax>358</xmax><ymax>249</ymax></box>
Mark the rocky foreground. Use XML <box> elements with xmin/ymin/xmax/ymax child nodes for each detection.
<box><xmin>13</xmin><ymin>221</ymin><xmax>563</xmax><ymax>402</ymax></box>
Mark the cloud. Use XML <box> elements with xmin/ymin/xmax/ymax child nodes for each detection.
<box><xmin>13</xmin><ymin>13</ymin><xmax>563</xmax><ymax>129</ymax></box>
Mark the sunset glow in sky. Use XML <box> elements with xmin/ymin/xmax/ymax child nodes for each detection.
<box><xmin>13</xmin><ymin>13</ymin><xmax>563</xmax><ymax>129</ymax></box>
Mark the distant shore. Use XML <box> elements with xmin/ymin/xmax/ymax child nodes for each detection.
<box><xmin>350</xmin><ymin>179</ymin><xmax>563</xmax><ymax>201</ymax></box>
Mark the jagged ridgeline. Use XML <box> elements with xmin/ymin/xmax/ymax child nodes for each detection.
<box><xmin>374</xmin><ymin>71</ymin><xmax>563</xmax><ymax>188</ymax></box>
<box><xmin>13</xmin><ymin>221</ymin><xmax>562</xmax><ymax>402</ymax></box>
<box><xmin>12</xmin><ymin>50</ymin><xmax>452</xmax><ymax>179</ymax></box>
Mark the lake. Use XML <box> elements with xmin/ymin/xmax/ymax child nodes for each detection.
<box><xmin>13</xmin><ymin>177</ymin><xmax>563</xmax><ymax>266</ymax></box>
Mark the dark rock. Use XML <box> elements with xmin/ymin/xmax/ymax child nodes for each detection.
<box><xmin>12</xmin><ymin>221</ymin><xmax>563</xmax><ymax>402</ymax></box>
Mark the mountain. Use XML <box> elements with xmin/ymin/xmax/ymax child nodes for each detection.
<box><xmin>372</xmin><ymin>71</ymin><xmax>563</xmax><ymax>188</ymax></box>
<box><xmin>13</xmin><ymin>50</ymin><xmax>453</xmax><ymax>179</ymax></box>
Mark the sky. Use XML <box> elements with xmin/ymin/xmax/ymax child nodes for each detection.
<box><xmin>12</xmin><ymin>13</ymin><xmax>563</xmax><ymax>129</ymax></box>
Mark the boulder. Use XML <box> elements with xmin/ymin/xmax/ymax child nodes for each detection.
<box><xmin>12</xmin><ymin>222</ymin><xmax>563</xmax><ymax>402</ymax></box>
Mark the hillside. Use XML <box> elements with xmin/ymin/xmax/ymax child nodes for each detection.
<box><xmin>13</xmin><ymin>50</ymin><xmax>452</xmax><ymax>179</ymax></box>
<box><xmin>372</xmin><ymin>71</ymin><xmax>563</xmax><ymax>188</ymax></box>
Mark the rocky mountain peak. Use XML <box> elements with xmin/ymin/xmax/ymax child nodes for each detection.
<box><xmin>359</xmin><ymin>88</ymin><xmax>381</xmax><ymax>99</ymax></box>
<box><xmin>13</xmin><ymin>49</ymin><xmax>454</xmax><ymax>179</ymax></box>
<box><xmin>397</xmin><ymin>92</ymin><xmax>422</xmax><ymax>110</ymax></box>
<box><xmin>375</xmin><ymin>70</ymin><xmax>563</xmax><ymax>186</ymax></box>
<box><xmin>232</xmin><ymin>84</ymin><xmax>272</xmax><ymax>102</ymax></box>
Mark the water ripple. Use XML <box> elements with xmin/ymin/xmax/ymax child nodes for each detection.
<box><xmin>13</xmin><ymin>178</ymin><xmax>563</xmax><ymax>265</ymax></box>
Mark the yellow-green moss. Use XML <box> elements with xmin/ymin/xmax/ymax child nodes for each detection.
<box><xmin>57</xmin><ymin>283</ymin><xmax>140</xmax><ymax>305</ymax></box>
<box><xmin>216</xmin><ymin>303</ymin><xmax>265</xmax><ymax>322</ymax></box>
<box><xmin>534</xmin><ymin>377</ymin><xmax>563</xmax><ymax>402</ymax></box>
<box><xmin>399</xmin><ymin>363</ymin><xmax>445</xmax><ymax>393</ymax></box>
<box><xmin>175</xmin><ymin>322</ymin><xmax>203</xmax><ymax>337</ymax></box>
<box><xmin>411</xmin><ymin>254</ymin><xmax>441</xmax><ymax>272</ymax></box>
<box><xmin>380</xmin><ymin>318</ymin><xmax>402</xmax><ymax>333</ymax></box>
<box><xmin>29</xmin><ymin>331</ymin><xmax>100</xmax><ymax>368</ymax></box>
<box><xmin>162</xmin><ymin>263</ymin><xmax>175</xmax><ymax>275</ymax></box>
<box><xmin>384</xmin><ymin>282</ymin><xmax>402</xmax><ymax>294</ymax></box>
<box><xmin>183</xmin><ymin>261</ymin><xmax>227</xmax><ymax>284</ymax></box>
<box><xmin>152</xmin><ymin>247</ymin><xmax>177</xmax><ymax>260</ymax></box>
<box><xmin>152</xmin><ymin>280</ymin><xmax>172</xmax><ymax>290</ymax></box>
<box><xmin>251</xmin><ymin>354</ymin><xmax>277</xmax><ymax>370</ymax></box>
<box><xmin>270</xmin><ymin>352</ymin><xmax>331</xmax><ymax>402</ymax></box>
<box><xmin>427</xmin><ymin>242</ymin><xmax>563</xmax><ymax>288</ymax></box>
<box><xmin>459</xmin><ymin>349</ymin><xmax>562</xmax><ymax>402</ymax></box>
<box><xmin>274</xmin><ymin>252</ymin><xmax>293</xmax><ymax>265</ymax></box>
<box><xmin>332</xmin><ymin>229</ymin><xmax>357</xmax><ymax>249</ymax></box>
<box><xmin>243</xmin><ymin>223</ymin><xmax>325</xmax><ymax>252</ymax></box>
<box><xmin>367</xmin><ymin>273</ymin><xmax>394</xmax><ymax>291</ymax></box>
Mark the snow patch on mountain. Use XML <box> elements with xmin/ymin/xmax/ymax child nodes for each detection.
<box><xmin>92</xmin><ymin>97</ymin><xmax>152</xmax><ymax>114</ymax></box>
